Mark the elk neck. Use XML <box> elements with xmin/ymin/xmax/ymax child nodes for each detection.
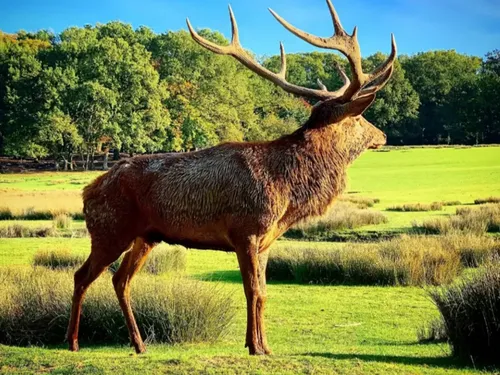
<box><xmin>264</xmin><ymin>117</ymin><xmax>369</xmax><ymax>221</ymax></box>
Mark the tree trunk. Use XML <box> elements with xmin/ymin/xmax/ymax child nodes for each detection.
<box><xmin>113</xmin><ymin>148</ymin><xmax>120</xmax><ymax>161</ymax></box>
<box><xmin>102</xmin><ymin>147</ymin><xmax>110</xmax><ymax>170</ymax></box>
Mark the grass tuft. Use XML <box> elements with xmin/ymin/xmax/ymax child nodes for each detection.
<box><xmin>0</xmin><ymin>207</ymin><xmax>13</xmax><ymax>220</ymax></box>
<box><xmin>430</xmin><ymin>263</ymin><xmax>500</xmax><ymax>365</ymax></box>
<box><xmin>292</xmin><ymin>202</ymin><xmax>388</xmax><ymax>237</ymax></box>
<box><xmin>475</xmin><ymin>196</ymin><xmax>500</xmax><ymax>205</ymax></box>
<box><xmin>268</xmin><ymin>234</ymin><xmax>499</xmax><ymax>286</ymax></box>
<box><xmin>338</xmin><ymin>196</ymin><xmax>380</xmax><ymax>208</ymax></box>
<box><xmin>0</xmin><ymin>267</ymin><xmax>235</xmax><ymax>346</ymax></box>
<box><xmin>387</xmin><ymin>202</ymin><xmax>443</xmax><ymax>212</ymax></box>
<box><xmin>417</xmin><ymin>317</ymin><xmax>448</xmax><ymax>343</ymax></box>
<box><xmin>33</xmin><ymin>249</ymin><xmax>85</xmax><ymax>270</ymax></box>
<box><xmin>52</xmin><ymin>213</ymin><xmax>73</xmax><ymax>230</ymax></box>
<box><xmin>413</xmin><ymin>204</ymin><xmax>500</xmax><ymax>234</ymax></box>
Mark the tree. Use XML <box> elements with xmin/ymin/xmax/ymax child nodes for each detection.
<box><xmin>402</xmin><ymin>50</ymin><xmax>482</xmax><ymax>144</ymax></box>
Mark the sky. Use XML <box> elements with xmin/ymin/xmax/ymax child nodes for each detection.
<box><xmin>1</xmin><ymin>0</ymin><xmax>499</xmax><ymax>58</ymax></box>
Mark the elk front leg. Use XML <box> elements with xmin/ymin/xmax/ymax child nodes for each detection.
<box><xmin>256</xmin><ymin>249</ymin><xmax>272</xmax><ymax>354</ymax></box>
<box><xmin>236</xmin><ymin>245</ymin><xmax>269</xmax><ymax>355</ymax></box>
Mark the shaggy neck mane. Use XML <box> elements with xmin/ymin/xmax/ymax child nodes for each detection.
<box><xmin>263</xmin><ymin>118</ymin><xmax>369</xmax><ymax>224</ymax></box>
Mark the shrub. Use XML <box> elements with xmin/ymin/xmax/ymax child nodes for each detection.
<box><xmin>33</xmin><ymin>250</ymin><xmax>85</xmax><ymax>270</ymax></box>
<box><xmin>0</xmin><ymin>268</ymin><xmax>235</xmax><ymax>346</ymax></box>
<box><xmin>387</xmin><ymin>202</ymin><xmax>443</xmax><ymax>212</ymax></box>
<box><xmin>414</xmin><ymin>204</ymin><xmax>500</xmax><ymax>234</ymax></box>
<box><xmin>475</xmin><ymin>197</ymin><xmax>500</xmax><ymax>205</ymax></box>
<box><xmin>430</xmin><ymin>264</ymin><xmax>500</xmax><ymax>365</ymax></box>
<box><xmin>268</xmin><ymin>235</ymin><xmax>465</xmax><ymax>286</ymax></box>
<box><xmin>0</xmin><ymin>207</ymin><xmax>13</xmax><ymax>220</ymax></box>
<box><xmin>293</xmin><ymin>202</ymin><xmax>388</xmax><ymax>236</ymax></box>
<box><xmin>52</xmin><ymin>213</ymin><xmax>73</xmax><ymax>230</ymax></box>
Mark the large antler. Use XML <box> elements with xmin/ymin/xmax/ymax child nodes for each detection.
<box><xmin>186</xmin><ymin>1</ymin><xmax>397</xmax><ymax>103</ymax></box>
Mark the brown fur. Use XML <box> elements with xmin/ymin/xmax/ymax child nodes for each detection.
<box><xmin>67</xmin><ymin>95</ymin><xmax>386</xmax><ymax>355</ymax></box>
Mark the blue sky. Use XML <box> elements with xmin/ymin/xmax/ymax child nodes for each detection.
<box><xmin>1</xmin><ymin>0</ymin><xmax>499</xmax><ymax>58</ymax></box>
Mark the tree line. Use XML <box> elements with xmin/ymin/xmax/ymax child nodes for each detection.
<box><xmin>0</xmin><ymin>23</ymin><xmax>498</xmax><ymax>169</ymax></box>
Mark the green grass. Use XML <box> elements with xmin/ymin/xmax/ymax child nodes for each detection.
<box><xmin>0</xmin><ymin>237</ymin><xmax>495</xmax><ymax>374</ymax></box>
<box><xmin>0</xmin><ymin>147</ymin><xmax>499</xmax><ymax>373</ymax></box>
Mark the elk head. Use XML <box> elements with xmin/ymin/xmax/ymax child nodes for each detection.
<box><xmin>186</xmin><ymin>0</ymin><xmax>396</xmax><ymax>151</ymax></box>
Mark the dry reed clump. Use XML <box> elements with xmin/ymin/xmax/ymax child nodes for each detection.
<box><xmin>0</xmin><ymin>207</ymin><xmax>84</xmax><ymax>221</ymax></box>
<box><xmin>36</xmin><ymin>245</ymin><xmax>187</xmax><ymax>274</ymax></box>
<box><xmin>338</xmin><ymin>196</ymin><xmax>380</xmax><ymax>208</ymax></box>
<box><xmin>475</xmin><ymin>196</ymin><xmax>500</xmax><ymax>205</ymax></box>
<box><xmin>293</xmin><ymin>202</ymin><xmax>388</xmax><ymax>235</ymax></box>
<box><xmin>417</xmin><ymin>317</ymin><xmax>448</xmax><ymax>343</ymax></box>
<box><xmin>0</xmin><ymin>225</ymin><xmax>56</xmax><ymax>238</ymax></box>
<box><xmin>52</xmin><ymin>213</ymin><xmax>73</xmax><ymax>230</ymax></box>
<box><xmin>414</xmin><ymin>204</ymin><xmax>500</xmax><ymax>234</ymax></box>
<box><xmin>268</xmin><ymin>234</ymin><xmax>499</xmax><ymax>286</ymax></box>
<box><xmin>442</xmin><ymin>201</ymin><xmax>462</xmax><ymax>206</ymax></box>
<box><xmin>33</xmin><ymin>249</ymin><xmax>85</xmax><ymax>270</ymax></box>
<box><xmin>429</xmin><ymin>263</ymin><xmax>500</xmax><ymax>366</ymax></box>
<box><xmin>387</xmin><ymin>202</ymin><xmax>443</xmax><ymax>212</ymax></box>
<box><xmin>0</xmin><ymin>267</ymin><xmax>235</xmax><ymax>346</ymax></box>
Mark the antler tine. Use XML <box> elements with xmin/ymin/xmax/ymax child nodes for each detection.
<box><xmin>187</xmin><ymin>6</ymin><xmax>347</xmax><ymax>101</ymax></box>
<box><xmin>317</xmin><ymin>79</ymin><xmax>328</xmax><ymax>91</ymax></box>
<box><xmin>326</xmin><ymin>0</ymin><xmax>346</xmax><ymax>36</ymax></box>
<box><xmin>270</xmin><ymin>0</ymin><xmax>397</xmax><ymax>101</ymax></box>
<box><xmin>278</xmin><ymin>42</ymin><xmax>287</xmax><ymax>79</ymax></box>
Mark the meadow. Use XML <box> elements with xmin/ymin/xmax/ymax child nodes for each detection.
<box><xmin>0</xmin><ymin>146</ymin><xmax>499</xmax><ymax>374</ymax></box>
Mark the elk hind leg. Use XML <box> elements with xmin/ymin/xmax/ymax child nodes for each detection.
<box><xmin>112</xmin><ymin>237</ymin><xmax>153</xmax><ymax>354</ymax></box>
<box><xmin>67</xmin><ymin>246</ymin><xmax>123</xmax><ymax>351</ymax></box>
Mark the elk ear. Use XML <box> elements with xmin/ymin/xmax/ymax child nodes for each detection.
<box><xmin>346</xmin><ymin>94</ymin><xmax>376</xmax><ymax>117</ymax></box>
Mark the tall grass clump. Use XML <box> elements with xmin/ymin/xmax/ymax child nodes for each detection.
<box><xmin>52</xmin><ymin>213</ymin><xmax>73</xmax><ymax>230</ymax></box>
<box><xmin>268</xmin><ymin>235</ymin><xmax>466</xmax><ymax>286</ymax></box>
<box><xmin>338</xmin><ymin>196</ymin><xmax>380</xmax><ymax>208</ymax></box>
<box><xmin>475</xmin><ymin>196</ymin><xmax>500</xmax><ymax>205</ymax></box>
<box><xmin>387</xmin><ymin>202</ymin><xmax>443</xmax><ymax>212</ymax></box>
<box><xmin>414</xmin><ymin>204</ymin><xmax>500</xmax><ymax>234</ymax></box>
<box><xmin>33</xmin><ymin>250</ymin><xmax>85</xmax><ymax>270</ymax></box>
<box><xmin>292</xmin><ymin>202</ymin><xmax>388</xmax><ymax>237</ymax></box>
<box><xmin>0</xmin><ymin>268</ymin><xmax>235</xmax><ymax>346</ymax></box>
<box><xmin>430</xmin><ymin>263</ymin><xmax>500</xmax><ymax>366</ymax></box>
<box><xmin>0</xmin><ymin>225</ymin><xmax>55</xmax><ymax>238</ymax></box>
<box><xmin>417</xmin><ymin>317</ymin><xmax>448</xmax><ymax>343</ymax></box>
<box><xmin>143</xmin><ymin>245</ymin><xmax>187</xmax><ymax>274</ymax></box>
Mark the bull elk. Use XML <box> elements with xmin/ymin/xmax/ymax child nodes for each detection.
<box><xmin>67</xmin><ymin>0</ymin><xmax>396</xmax><ymax>355</ymax></box>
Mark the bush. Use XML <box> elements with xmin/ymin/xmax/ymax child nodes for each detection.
<box><xmin>33</xmin><ymin>250</ymin><xmax>85</xmax><ymax>270</ymax></box>
<box><xmin>414</xmin><ymin>204</ymin><xmax>500</xmax><ymax>234</ymax></box>
<box><xmin>387</xmin><ymin>202</ymin><xmax>443</xmax><ymax>212</ymax></box>
<box><xmin>52</xmin><ymin>213</ymin><xmax>73</xmax><ymax>230</ymax></box>
<box><xmin>268</xmin><ymin>235</ymin><xmax>468</xmax><ymax>286</ymax></box>
<box><xmin>430</xmin><ymin>264</ymin><xmax>500</xmax><ymax>365</ymax></box>
<box><xmin>475</xmin><ymin>197</ymin><xmax>500</xmax><ymax>205</ymax></box>
<box><xmin>292</xmin><ymin>202</ymin><xmax>388</xmax><ymax>237</ymax></box>
<box><xmin>0</xmin><ymin>268</ymin><xmax>235</xmax><ymax>346</ymax></box>
<box><xmin>442</xmin><ymin>201</ymin><xmax>462</xmax><ymax>206</ymax></box>
<box><xmin>20</xmin><ymin>207</ymin><xmax>53</xmax><ymax>220</ymax></box>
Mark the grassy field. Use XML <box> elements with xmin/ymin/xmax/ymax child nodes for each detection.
<box><xmin>0</xmin><ymin>146</ymin><xmax>499</xmax><ymax>374</ymax></box>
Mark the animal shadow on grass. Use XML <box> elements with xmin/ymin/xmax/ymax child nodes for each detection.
<box><xmin>196</xmin><ymin>270</ymin><xmax>242</xmax><ymax>283</ymax></box>
<box><xmin>302</xmin><ymin>352</ymin><xmax>478</xmax><ymax>370</ymax></box>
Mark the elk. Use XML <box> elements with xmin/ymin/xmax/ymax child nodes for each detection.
<box><xmin>67</xmin><ymin>0</ymin><xmax>396</xmax><ymax>356</ymax></box>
